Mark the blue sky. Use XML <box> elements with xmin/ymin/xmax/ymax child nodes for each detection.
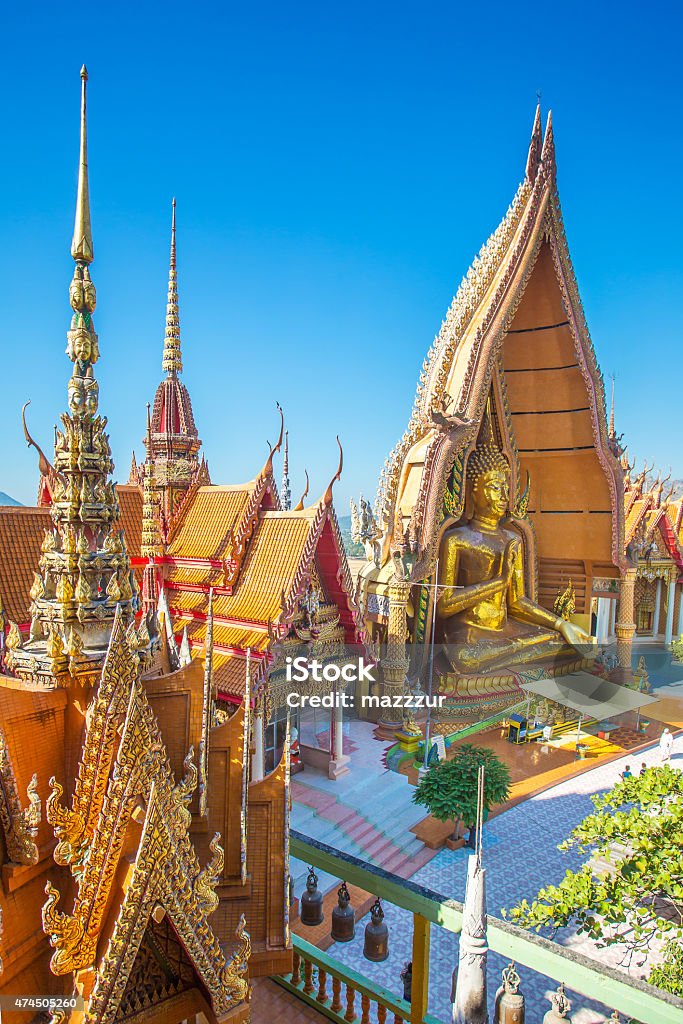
<box><xmin>1</xmin><ymin>1</ymin><xmax>681</xmax><ymax>509</ymax></box>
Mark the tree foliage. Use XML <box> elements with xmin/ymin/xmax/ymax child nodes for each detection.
<box><xmin>412</xmin><ymin>744</ymin><xmax>511</xmax><ymax>838</ymax></box>
<box><xmin>506</xmin><ymin>765</ymin><xmax>683</xmax><ymax>992</ymax></box>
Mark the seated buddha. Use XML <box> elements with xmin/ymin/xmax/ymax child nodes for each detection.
<box><xmin>436</xmin><ymin>437</ymin><xmax>592</xmax><ymax>673</ymax></box>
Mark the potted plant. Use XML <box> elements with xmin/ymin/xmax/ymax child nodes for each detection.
<box><xmin>412</xmin><ymin>744</ymin><xmax>511</xmax><ymax>848</ymax></box>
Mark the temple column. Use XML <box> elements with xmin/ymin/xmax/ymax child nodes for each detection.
<box><xmin>375</xmin><ymin>578</ymin><xmax>410</xmax><ymax>740</ymax></box>
<box><xmin>664</xmin><ymin>571</ymin><xmax>677</xmax><ymax>647</ymax></box>
<box><xmin>609</xmin><ymin>598</ymin><xmax>617</xmax><ymax>639</ymax></box>
<box><xmin>677</xmin><ymin>584</ymin><xmax>683</xmax><ymax>639</ymax></box>
<box><xmin>653</xmin><ymin>577</ymin><xmax>662</xmax><ymax>636</ymax></box>
<box><xmin>252</xmin><ymin>704</ymin><xmax>265</xmax><ymax>783</ymax></box>
<box><xmin>328</xmin><ymin>690</ymin><xmax>349</xmax><ymax>779</ymax></box>
<box><xmin>615</xmin><ymin>568</ymin><xmax>637</xmax><ymax>680</ymax></box>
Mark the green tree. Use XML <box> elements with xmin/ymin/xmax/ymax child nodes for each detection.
<box><xmin>506</xmin><ymin>765</ymin><xmax>683</xmax><ymax>994</ymax></box>
<box><xmin>412</xmin><ymin>744</ymin><xmax>511</xmax><ymax>845</ymax></box>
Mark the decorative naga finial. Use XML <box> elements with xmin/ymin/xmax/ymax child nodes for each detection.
<box><xmin>294</xmin><ymin>469</ymin><xmax>309</xmax><ymax>511</ymax></box>
<box><xmin>323</xmin><ymin>437</ymin><xmax>343</xmax><ymax>506</ymax></box>
<box><xmin>525</xmin><ymin>101</ymin><xmax>543</xmax><ymax>182</ymax></box>
<box><xmin>162</xmin><ymin>198</ymin><xmax>183</xmax><ymax>376</ymax></box>
<box><xmin>22</xmin><ymin>401</ymin><xmax>55</xmax><ymax>479</ymax></box>
<box><xmin>261</xmin><ymin>403</ymin><xmax>285</xmax><ymax>478</ymax></box>
<box><xmin>72</xmin><ymin>65</ymin><xmax>93</xmax><ymax>264</ymax></box>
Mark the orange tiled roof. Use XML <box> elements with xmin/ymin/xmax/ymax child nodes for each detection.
<box><xmin>0</xmin><ymin>486</ymin><xmax>143</xmax><ymax>627</ymax></box>
<box><xmin>185</xmin><ymin>618</ymin><xmax>269</xmax><ymax>653</ymax></box>
<box><xmin>116</xmin><ymin>484</ymin><xmax>143</xmax><ymax>557</ymax></box>
<box><xmin>164</xmin><ymin>566</ymin><xmax>224</xmax><ymax>587</ymax></box>
<box><xmin>167</xmin><ymin>511</ymin><xmax>316</xmax><ymax>626</ymax></box>
<box><xmin>624</xmin><ymin>497</ymin><xmax>648</xmax><ymax>543</ymax></box>
<box><xmin>168</xmin><ymin>486</ymin><xmax>253</xmax><ymax>558</ymax></box>
<box><xmin>0</xmin><ymin>506</ymin><xmax>49</xmax><ymax>624</ymax></box>
<box><xmin>214</xmin><ymin>651</ymin><xmax>260</xmax><ymax>697</ymax></box>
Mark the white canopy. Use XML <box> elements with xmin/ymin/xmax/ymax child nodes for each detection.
<box><xmin>519</xmin><ymin>671</ymin><xmax>659</xmax><ymax>721</ymax></box>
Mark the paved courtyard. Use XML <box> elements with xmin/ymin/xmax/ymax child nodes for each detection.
<box><xmin>323</xmin><ymin>734</ymin><xmax>683</xmax><ymax>1023</ymax></box>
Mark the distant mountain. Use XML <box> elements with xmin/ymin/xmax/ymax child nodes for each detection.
<box><xmin>0</xmin><ymin>492</ymin><xmax>22</xmax><ymax>507</ymax></box>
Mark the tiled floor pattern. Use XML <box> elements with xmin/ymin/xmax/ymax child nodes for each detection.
<box><xmin>322</xmin><ymin>735</ymin><xmax>683</xmax><ymax>1024</ymax></box>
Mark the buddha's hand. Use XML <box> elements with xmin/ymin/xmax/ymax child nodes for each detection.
<box><xmin>557</xmin><ymin>618</ymin><xmax>594</xmax><ymax>649</ymax></box>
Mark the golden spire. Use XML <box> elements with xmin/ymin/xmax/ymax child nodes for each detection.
<box><xmin>162</xmin><ymin>198</ymin><xmax>183</xmax><ymax>376</ymax></box>
<box><xmin>71</xmin><ymin>66</ymin><xmax>93</xmax><ymax>264</ymax></box>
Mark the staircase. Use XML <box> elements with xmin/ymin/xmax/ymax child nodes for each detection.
<box><xmin>290</xmin><ymin>772</ymin><xmax>435</xmax><ymax>898</ymax></box>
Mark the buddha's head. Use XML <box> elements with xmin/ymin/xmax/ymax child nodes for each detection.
<box><xmin>468</xmin><ymin>443</ymin><xmax>510</xmax><ymax>522</ymax></box>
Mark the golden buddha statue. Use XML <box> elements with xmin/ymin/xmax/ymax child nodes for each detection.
<box><xmin>437</xmin><ymin>436</ymin><xmax>592</xmax><ymax>673</ymax></box>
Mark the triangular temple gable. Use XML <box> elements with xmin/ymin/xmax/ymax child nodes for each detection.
<box><xmin>85</xmin><ymin>785</ymin><xmax>250</xmax><ymax>1024</ymax></box>
<box><xmin>498</xmin><ymin>239</ymin><xmax>620</xmax><ymax>611</ymax></box>
<box><xmin>115</xmin><ymin>915</ymin><xmax>205</xmax><ymax>1022</ymax></box>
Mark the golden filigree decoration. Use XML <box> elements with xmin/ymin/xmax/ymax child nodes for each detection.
<box><xmin>46</xmin><ymin>777</ymin><xmax>86</xmax><ymax>867</ymax></box>
<box><xmin>222</xmin><ymin>914</ymin><xmax>252</xmax><ymax>1004</ymax></box>
<box><xmin>194</xmin><ymin>832</ymin><xmax>224</xmax><ymax>916</ymax></box>
<box><xmin>42</xmin><ymin>880</ymin><xmax>97</xmax><ymax>974</ymax></box>
<box><xmin>172</xmin><ymin>746</ymin><xmax>198</xmax><ymax>830</ymax></box>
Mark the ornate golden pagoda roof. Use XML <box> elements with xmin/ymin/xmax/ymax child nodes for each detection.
<box><xmin>366</xmin><ymin>106</ymin><xmax>624</xmax><ymax>595</ymax></box>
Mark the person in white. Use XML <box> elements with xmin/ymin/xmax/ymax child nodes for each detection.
<box><xmin>659</xmin><ymin>727</ymin><xmax>674</xmax><ymax>764</ymax></box>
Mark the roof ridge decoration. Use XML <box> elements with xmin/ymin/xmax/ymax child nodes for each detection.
<box><xmin>22</xmin><ymin>400</ymin><xmax>61</xmax><ymax>506</ymax></box>
<box><xmin>260</xmin><ymin>403</ymin><xmax>285</xmax><ymax>480</ymax></box>
<box><xmin>9</xmin><ymin>68</ymin><xmax>142</xmax><ymax>686</ymax></box>
<box><xmin>293</xmin><ymin>469</ymin><xmax>310</xmax><ymax>511</ymax></box>
<box><xmin>220</xmin><ymin>411</ymin><xmax>285</xmax><ymax>591</ymax></box>
<box><xmin>322</xmin><ymin>437</ymin><xmax>343</xmax><ymax>507</ymax></box>
<box><xmin>162</xmin><ymin>198</ymin><xmax>183</xmax><ymax>376</ymax></box>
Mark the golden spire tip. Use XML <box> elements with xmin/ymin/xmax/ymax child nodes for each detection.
<box><xmin>72</xmin><ymin>64</ymin><xmax>93</xmax><ymax>264</ymax></box>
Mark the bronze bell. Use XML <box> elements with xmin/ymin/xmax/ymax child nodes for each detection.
<box><xmin>331</xmin><ymin>881</ymin><xmax>355</xmax><ymax>942</ymax></box>
<box><xmin>300</xmin><ymin>866</ymin><xmax>324</xmax><ymax>926</ymax></box>
<box><xmin>494</xmin><ymin>962</ymin><xmax>525</xmax><ymax>1024</ymax></box>
<box><xmin>363</xmin><ymin>897</ymin><xmax>389</xmax><ymax>962</ymax></box>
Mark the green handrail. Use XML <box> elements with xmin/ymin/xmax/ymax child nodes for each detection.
<box><xmin>290</xmin><ymin>830</ymin><xmax>683</xmax><ymax>1024</ymax></box>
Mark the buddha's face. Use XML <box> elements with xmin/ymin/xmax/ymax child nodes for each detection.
<box><xmin>472</xmin><ymin>469</ymin><xmax>509</xmax><ymax>521</ymax></box>
<box><xmin>74</xmin><ymin>331</ymin><xmax>92</xmax><ymax>363</ymax></box>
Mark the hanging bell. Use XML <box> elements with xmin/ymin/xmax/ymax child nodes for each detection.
<box><xmin>363</xmin><ymin>897</ymin><xmax>389</xmax><ymax>962</ymax></box>
<box><xmin>542</xmin><ymin>982</ymin><xmax>571</xmax><ymax>1024</ymax></box>
<box><xmin>300</xmin><ymin>866</ymin><xmax>324</xmax><ymax>926</ymax></box>
<box><xmin>331</xmin><ymin>881</ymin><xmax>355</xmax><ymax>942</ymax></box>
<box><xmin>493</xmin><ymin>962</ymin><xmax>525</xmax><ymax>1024</ymax></box>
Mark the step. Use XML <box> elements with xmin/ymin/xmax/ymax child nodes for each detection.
<box><xmin>359</xmin><ymin>835</ymin><xmax>396</xmax><ymax>862</ymax></box>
